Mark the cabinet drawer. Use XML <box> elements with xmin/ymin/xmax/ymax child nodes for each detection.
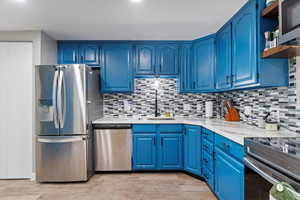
<box><xmin>215</xmin><ymin>134</ymin><xmax>244</xmax><ymax>161</ymax></box>
<box><xmin>203</xmin><ymin>167</ymin><xmax>214</xmax><ymax>190</ymax></box>
<box><xmin>202</xmin><ymin>139</ymin><xmax>214</xmax><ymax>155</ymax></box>
<box><xmin>202</xmin><ymin>128</ymin><xmax>214</xmax><ymax>142</ymax></box>
<box><xmin>159</xmin><ymin>124</ymin><xmax>183</xmax><ymax>133</ymax></box>
<box><xmin>202</xmin><ymin>151</ymin><xmax>214</xmax><ymax>173</ymax></box>
<box><xmin>133</xmin><ymin>125</ymin><xmax>156</xmax><ymax>133</ymax></box>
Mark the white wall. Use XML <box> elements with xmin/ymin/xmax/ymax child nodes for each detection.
<box><xmin>0</xmin><ymin>31</ymin><xmax>57</xmax><ymax>176</ymax></box>
<box><xmin>0</xmin><ymin>42</ymin><xmax>33</xmax><ymax>179</ymax></box>
<box><xmin>41</xmin><ymin>32</ymin><xmax>57</xmax><ymax>65</ymax></box>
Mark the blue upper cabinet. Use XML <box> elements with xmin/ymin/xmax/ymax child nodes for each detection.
<box><xmin>184</xmin><ymin>125</ymin><xmax>202</xmax><ymax>176</ymax></box>
<box><xmin>79</xmin><ymin>44</ymin><xmax>100</xmax><ymax>66</ymax></box>
<box><xmin>101</xmin><ymin>44</ymin><xmax>133</xmax><ymax>93</ymax></box>
<box><xmin>58</xmin><ymin>43</ymin><xmax>79</xmax><ymax>64</ymax></box>
<box><xmin>192</xmin><ymin>35</ymin><xmax>215</xmax><ymax>92</ymax></box>
<box><xmin>179</xmin><ymin>44</ymin><xmax>192</xmax><ymax>93</ymax></box>
<box><xmin>156</xmin><ymin>45</ymin><xmax>179</xmax><ymax>75</ymax></box>
<box><xmin>216</xmin><ymin>23</ymin><xmax>232</xmax><ymax>90</ymax></box>
<box><xmin>232</xmin><ymin>0</ymin><xmax>257</xmax><ymax>88</ymax></box>
<box><xmin>135</xmin><ymin>45</ymin><xmax>156</xmax><ymax>75</ymax></box>
<box><xmin>158</xmin><ymin>134</ymin><xmax>183</xmax><ymax>170</ymax></box>
<box><xmin>58</xmin><ymin>43</ymin><xmax>100</xmax><ymax>66</ymax></box>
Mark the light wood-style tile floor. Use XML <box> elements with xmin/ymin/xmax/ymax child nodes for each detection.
<box><xmin>0</xmin><ymin>172</ymin><xmax>217</xmax><ymax>200</ymax></box>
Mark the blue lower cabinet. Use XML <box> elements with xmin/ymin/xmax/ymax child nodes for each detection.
<box><xmin>158</xmin><ymin>134</ymin><xmax>183</xmax><ymax>170</ymax></box>
<box><xmin>184</xmin><ymin>125</ymin><xmax>202</xmax><ymax>176</ymax></box>
<box><xmin>214</xmin><ymin>147</ymin><xmax>244</xmax><ymax>200</ymax></box>
<box><xmin>203</xmin><ymin>167</ymin><xmax>214</xmax><ymax>190</ymax></box>
<box><xmin>132</xmin><ymin>134</ymin><xmax>157</xmax><ymax>170</ymax></box>
<box><xmin>132</xmin><ymin>124</ymin><xmax>184</xmax><ymax>171</ymax></box>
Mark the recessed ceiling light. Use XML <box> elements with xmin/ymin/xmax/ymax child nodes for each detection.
<box><xmin>130</xmin><ymin>0</ymin><xmax>143</xmax><ymax>3</ymax></box>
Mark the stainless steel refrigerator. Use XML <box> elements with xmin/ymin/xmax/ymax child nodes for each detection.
<box><xmin>35</xmin><ymin>64</ymin><xmax>102</xmax><ymax>182</ymax></box>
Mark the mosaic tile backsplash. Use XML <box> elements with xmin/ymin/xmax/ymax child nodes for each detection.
<box><xmin>103</xmin><ymin>58</ymin><xmax>300</xmax><ymax>133</ymax></box>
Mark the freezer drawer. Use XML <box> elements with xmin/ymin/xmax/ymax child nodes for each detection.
<box><xmin>94</xmin><ymin>128</ymin><xmax>132</xmax><ymax>171</ymax></box>
<box><xmin>36</xmin><ymin>136</ymin><xmax>88</xmax><ymax>182</ymax></box>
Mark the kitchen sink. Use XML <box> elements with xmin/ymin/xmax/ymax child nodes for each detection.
<box><xmin>147</xmin><ymin>117</ymin><xmax>176</xmax><ymax>120</ymax></box>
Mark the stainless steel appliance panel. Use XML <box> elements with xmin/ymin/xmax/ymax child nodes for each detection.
<box><xmin>58</xmin><ymin>65</ymin><xmax>86</xmax><ymax>135</ymax></box>
<box><xmin>36</xmin><ymin>136</ymin><xmax>88</xmax><ymax>182</ymax></box>
<box><xmin>35</xmin><ymin>65</ymin><xmax>60</xmax><ymax>136</ymax></box>
<box><xmin>95</xmin><ymin>128</ymin><xmax>132</xmax><ymax>171</ymax></box>
<box><xmin>279</xmin><ymin>0</ymin><xmax>300</xmax><ymax>44</ymax></box>
<box><xmin>86</xmin><ymin>68</ymin><xmax>103</xmax><ymax>124</ymax></box>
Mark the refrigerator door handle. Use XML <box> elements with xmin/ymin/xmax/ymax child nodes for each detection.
<box><xmin>52</xmin><ymin>69</ymin><xmax>59</xmax><ymax>129</ymax></box>
<box><xmin>57</xmin><ymin>70</ymin><xmax>66</xmax><ymax>128</ymax></box>
<box><xmin>37</xmin><ymin>137</ymin><xmax>86</xmax><ymax>143</ymax></box>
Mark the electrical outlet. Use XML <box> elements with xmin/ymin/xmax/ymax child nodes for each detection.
<box><xmin>197</xmin><ymin>104</ymin><xmax>202</xmax><ymax>111</ymax></box>
<box><xmin>270</xmin><ymin>107</ymin><xmax>280</xmax><ymax>122</ymax></box>
<box><xmin>244</xmin><ymin>106</ymin><xmax>252</xmax><ymax>116</ymax></box>
<box><xmin>184</xmin><ymin>104</ymin><xmax>190</xmax><ymax>111</ymax></box>
<box><xmin>123</xmin><ymin>100</ymin><xmax>131</xmax><ymax>112</ymax></box>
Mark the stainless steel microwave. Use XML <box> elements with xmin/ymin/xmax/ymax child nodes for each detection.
<box><xmin>279</xmin><ymin>0</ymin><xmax>300</xmax><ymax>45</ymax></box>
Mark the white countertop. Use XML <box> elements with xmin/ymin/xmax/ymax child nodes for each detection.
<box><xmin>93</xmin><ymin>118</ymin><xmax>298</xmax><ymax>145</ymax></box>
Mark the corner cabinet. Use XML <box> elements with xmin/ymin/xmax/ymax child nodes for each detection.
<box><xmin>101</xmin><ymin>44</ymin><xmax>134</xmax><ymax>93</ymax></box>
<box><xmin>192</xmin><ymin>35</ymin><xmax>215</xmax><ymax>92</ymax></box>
<box><xmin>232</xmin><ymin>0</ymin><xmax>258</xmax><ymax>88</ymax></box>
<box><xmin>216</xmin><ymin>23</ymin><xmax>232</xmax><ymax>90</ymax></box>
<box><xmin>184</xmin><ymin>125</ymin><xmax>202</xmax><ymax>176</ymax></box>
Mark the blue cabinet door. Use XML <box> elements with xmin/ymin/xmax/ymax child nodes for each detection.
<box><xmin>135</xmin><ymin>45</ymin><xmax>156</xmax><ymax>75</ymax></box>
<box><xmin>192</xmin><ymin>35</ymin><xmax>215</xmax><ymax>91</ymax></box>
<box><xmin>232</xmin><ymin>0</ymin><xmax>257</xmax><ymax>88</ymax></box>
<box><xmin>179</xmin><ymin>44</ymin><xmax>193</xmax><ymax>92</ymax></box>
<box><xmin>156</xmin><ymin>45</ymin><xmax>179</xmax><ymax>75</ymax></box>
<box><xmin>79</xmin><ymin>44</ymin><xmax>99</xmax><ymax>66</ymax></box>
<box><xmin>133</xmin><ymin>134</ymin><xmax>157</xmax><ymax>170</ymax></box>
<box><xmin>158</xmin><ymin>134</ymin><xmax>183</xmax><ymax>170</ymax></box>
<box><xmin>58</xmin><ymin>43</ymin><xmax>78</xmax><ymax>64</ymax></box>
<box><xmin>215</xmin><ymin>147</ymin><xmax>244</xmax><ymax>200</ymax></box>
<box><xmin>101</xmin><ymin>44</ymin><xmax>133</xmax><ymax>93</ymax></box>
<box><xmin>184</xmin><ymin>126</ymin><xmax>202</xmax><ymax>176</ymax></box>
<box><xmin>216</xmin><ymin>23</ymin><xmax>232</xmax><ymax>90</ymax></box>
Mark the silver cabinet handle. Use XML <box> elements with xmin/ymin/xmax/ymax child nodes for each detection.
<box><xmin>52</xmin><ymin>70</ymin><xmax>59</xmax><ymax>129</ymax></box>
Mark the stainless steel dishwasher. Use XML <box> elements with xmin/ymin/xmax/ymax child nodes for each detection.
<box><xmin>94</xmin><ymin>124</ymin><xmax>132</xmax><ymax>171</ymax></box>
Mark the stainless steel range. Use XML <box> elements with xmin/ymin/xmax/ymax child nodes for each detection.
<box><xmin>244</xmin><ymin>137</ymin><xmax>300</xmax><ymax>199</ymax></box>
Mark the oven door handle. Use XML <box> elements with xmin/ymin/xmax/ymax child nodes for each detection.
<box><xmin>244</xmin><ymin>157</ymin><xmax>300</xmax><ymax>199</ymax></box>
<box><xmin>244</xmin><ymin>157</ymin><xmax>279</xmax><ymax>185</ymax></box>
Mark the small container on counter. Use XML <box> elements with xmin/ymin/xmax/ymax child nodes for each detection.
<box><xmin>265</xmin><ymin>121</ymin><xmax>279</xmax><ymax>131</ymax></box>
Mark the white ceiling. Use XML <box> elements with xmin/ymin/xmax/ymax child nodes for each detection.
<box><xmin>0</xmin><ymin>0</ymin><xmax>248</xmax><ymax>40</ymax></box>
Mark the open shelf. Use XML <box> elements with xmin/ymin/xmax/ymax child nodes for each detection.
<box><xmin>261</xmin><ymin>1</ymin><xmax>279</xmax><ymax>18</ymax></box>
<box><xmin>262</xmin><ymin>45</ymin><xmax>300</xmax><ymax>58</ymax></box>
